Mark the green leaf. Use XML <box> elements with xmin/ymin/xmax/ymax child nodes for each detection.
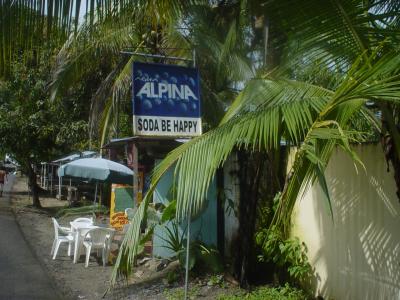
<box><xmin>315</xmin><ymin>164</ymin><xmax>334</xmax><ymax>221</ymax></box>
<box><xmin>178</xmin><ymin>248</ymin><xmax>196</xmax><ymax>271</ymax></box>
<box><xmin>161</xmin><ymin>199</ymin><xmax>177</xmax><ymax>223</ymax></box>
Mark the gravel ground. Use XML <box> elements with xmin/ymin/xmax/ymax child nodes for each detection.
<box><xmin>10</xmin><ymin>176</ymin><xmax>239</xmax><ymax>300</ymax></box>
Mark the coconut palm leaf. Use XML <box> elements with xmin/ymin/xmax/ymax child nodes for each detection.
<box><xmin>88</xmin><ymin>58</ymin><xmax>129</xmax><ymax>142</ymax></box>
<box><xmin>99</xmin><ymin>95</ymin><xmax>112</xmax><ymax>149</ymax></box>
<box><xmin>263</xmin><ymin>0</ymin><xmax>400</xmax><ymax>70</ymax></box>
<box><xmin>110</xmin><ymin>190</ymin><xmax>151</xmax><ymax>283</ymax></box>
<box><xmin>53</xmin><ymin>1</ymin><xmax>256</xmax><ymax>140</ymax></box>
<box><xmin>221</xmin><ymin>76</ymin><xmax>334</xmax><ymax>144</ymax></box>
<box><xmin>186</xmin><ymin>4</ymin><xmax>254</xmax><ymax>83</ymax></box>
<box><xmin>50</xmin><ymin>13</ymin><xmax>144</xmax><ymax>144</ymax></box>
<box><xmin>0</xmin><ymin>0</ymin><xmax>133</xmax><ymax>78</ymax></box>
<box><xmin>50</xmin><ymin>0</ymin><xmax>199</xmax><ymax>101</ymax></box>
<box><xmin>111</xmin><ymin>48</ymin><xmax>400</xmax><ymax>283</ymax></box>
<box><xmin>273</xmin><ymin>50</ymin><xmax>400</xmax><ymax>235</ymax></box>
<box><xmin>164</xmin><ymin>3</ymin><xmax>255</xmax><ymax>126</ymax></box>
<box><xmin>222</xmin><ymin>76</ymin><xmax>333</xmax><ymax>121</ymax></box>
<box><xmin>50</xmin><ymin>20</ymin><xmax>138</xmax><ymax>100</ymax></box>
<box><xmin>97</xmin><ymin>54</ymin><xmax>136</xmax><ymax>145</ymax></box>
<box><xmin>109</xmin><ymin>79</ymin><xmax>337</xmax><ymax>283</ymax></box>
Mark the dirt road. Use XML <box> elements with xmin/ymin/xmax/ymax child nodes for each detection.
<box><xmin>0</xmin><ymin>174</ymin><xmax>62</xmax><ymax>300</ymax></box>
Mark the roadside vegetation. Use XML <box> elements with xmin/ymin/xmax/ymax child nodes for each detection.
<box><xmin>1</xmin><ymin>0</ymin><xmax>400</xmax><ymax>299</ymax></box>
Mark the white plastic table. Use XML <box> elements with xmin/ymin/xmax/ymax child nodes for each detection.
<box><xmin>70</xmin><ymin>221</ymin><xmax>98</xmax><ymax>264</ymax></box>
<box><xmin>70</xmin><ymin>221</ymin><xmax>114</xmax><ymax>264</ymax></box>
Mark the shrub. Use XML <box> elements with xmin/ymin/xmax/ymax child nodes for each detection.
<box><xmin>255</xmin><ymin>226</ymin><xmax>312</xmax><ymax>284</ymax></box>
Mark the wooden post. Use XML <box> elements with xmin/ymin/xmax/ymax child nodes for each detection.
<box><xmin>40</xmin><ymin>164</ymin><xmax>44</xmax><ymax>187</ymax></box>
<box><xmin>50</xmin><ymin>165</ymin><xmax>53</xmax><ymax>195</ymax></box>
<box><xmin>58</xmin><ymin>172</ymin><xmax>62</xmax><ymax>199</ymax></box>
<box><xmin>94</xmin><ymin>182</ymin><xmax>98</xmax><ymax>205</ymax></box>
<box><xmin>132</xmin><ymin>142</ymin><xmax>139</xmax><ymax>206</ymax></box>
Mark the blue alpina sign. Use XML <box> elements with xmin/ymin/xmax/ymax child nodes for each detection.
<box><xmin>132</xmin><ymin>62</ymin><xmax>202</xmax><ymax>137</ymax></box>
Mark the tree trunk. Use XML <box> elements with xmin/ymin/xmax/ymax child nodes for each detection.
<box><xmin>216</xmin><ymin>168</ymin><xmax>225</xmax><ymax>257</ymax></box>
<box><xmin>235</xmin><ymin>151</ymin><xmax>264</xmax><ymax>288</ymax></box>
<box><xmin>27</xmin><ymin>163</ymin><xmax>41</xmax><ymax>208</ymax></box>
<box><xmin>380</xmin><ymin>103</ymin><xmax>400</xmax><ymax>201</ymax></box>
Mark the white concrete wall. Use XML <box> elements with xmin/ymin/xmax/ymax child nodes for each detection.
<box><xmin>292</xmin><ymin>144</ymin><xmax>400</xmax><ymax>300</ymax></box>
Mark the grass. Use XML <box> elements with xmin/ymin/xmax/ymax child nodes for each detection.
<box><xmin>217</xmin><ymin>283</ymin><xmax>309</xmax><ymax>300</ymax></box>
<box><xmin>164</xmin><ymin>286</ymin><xmax>200</xmax><ymax>300</ymax></box>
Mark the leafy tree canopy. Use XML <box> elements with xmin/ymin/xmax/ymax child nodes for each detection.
<box><xmin>0</xmin><ymin>54</ymin><xmax>89</xmax><ymax>206</ymax></box>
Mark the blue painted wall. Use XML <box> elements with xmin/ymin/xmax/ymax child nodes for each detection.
<box><xmin>152</xmin><ymin>160</ymin><xmax>217</xmax><ymax>258</ymax></box>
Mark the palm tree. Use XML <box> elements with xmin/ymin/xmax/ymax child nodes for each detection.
<box><xmin>1</xmin><ymin>0</ymin><xmax>185</xmax><ymax>78</ymax></box>
<box><xmin>20</xmin><ymin>0</ymin><xmax>397</xmax><ymax>290</ymax></box>
<box><xmin>111</xmin><ymin>0</ymin><xmax>400</xmax><ymax>287</ymax></box>
<box><xmin>48</xmin><ymin>1</ymin><xmax>263</xmax><ymax>288</ymax></box>
<box><xmin>50</xmin><ymin>1</ymin><xmax>254</xmax><ymax>146</ymax></box>
<box><xmin>260</xmin><ymin>0</ymin><xmax>400</xmax><ymax>231</ymax></box>
<box><xmin>0</xmin><ymin>0</ymin><xmax>92</xmax><ymax>78</ymax></box>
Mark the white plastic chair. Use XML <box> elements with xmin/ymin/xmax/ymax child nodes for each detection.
<box><xmin>51</xmin><ymin>217</ymin><xmax>74</xmax><ymax>260</ymax></box>
<box><xmin>125</xmin><ymin>207</ymin><xmax>136</xmax><ymax>220</ymax></box>
<box><xmin>72</xmin><ymin>217</ymin><xmax>93</xmax><ymax>224</ymax></box>
<box><xmin>82</xmin><ymin>227</ymin><xmax>115</xmax><ymax>267</ymax></box>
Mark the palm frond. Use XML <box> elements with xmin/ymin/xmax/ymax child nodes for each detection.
<box><xmin>181</xmin><ymin>3</ymin><xmax>254</xmax><ymax>83</ymax></box>
<box><xmin>96</xmin><ymin>54</ymin><xmax>136</xmax><ymax>144</ymax></box>
<box><xmin>109</xmin><ymin>76</ymin><xmax>335</xmax><ymax>283</ymax></box>
<box><xmin>110</xmin><ymin>190</ymin><xmax>152</xmax><ymax>284</ymax></box>
<box><xmin>165</xmin><ymin>99</ymin><xmax>335</xmax><ymax>221</ymax></box>
<box><xmin>273</xmin><ymin>50</ymin><xmax>400</xmax><ymax>235</ymax></box>
<box><xmin>110</xmin><ymin>47</ymin><xmax>400</xmax><ymax>284</ymax></box>
<box><xmin>0</xmin><ymin>0</ymin><xmax>140</xmax><ymax>78</ymax></box>
<box><xmin>88</xmin><ymin>58</ymin><xmax>130</xmax><ymax>142</ymax></box>
<box><xmin>99</xmin><ymin>95</ymin><xmax>113</xmax><ymax>150</ymax></box>
<box><xmin>222</xmin><ymin>77</ymin><xmax>333</xmax><ymax>144</ymax></box>
<box><xmin>263</xmin><ymin>0</ymin><xmax>400</xmax><ymax>71</ymax></box>
<box><xmin>50</xmin><ymin>20</ymin><xmax>137</xmax><ymax>101</ymax></box>
<box><xmin>0</xmin><ymin>0</ymin><xmax>79</xmax><ymax>78</ymax></box>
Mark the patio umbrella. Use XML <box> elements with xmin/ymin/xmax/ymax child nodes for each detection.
<box><xmin>57</xmin><ymin>157</ymin><xmax>134</xmax><ymax>184</ymax></box>
<box><xmin>58</xmin><ymin>158</ymin><xmax>134</xmax><ymax>205</ymax></box>
<box><xmin>54</xmin><ymin>151</ymin><xmax>98</xmax><ymax>197</ymax></box>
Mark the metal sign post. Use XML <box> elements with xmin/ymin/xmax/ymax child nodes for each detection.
<box><xmin>124</xmin><ymin>47</ymin><xmax>198</xmax><ymax>300</ymax></box>
<box><xmin>184</xmin><ymin>205</ymin><xmax>192</xmax><ymax>300</ymax></box>
<box><xmin>184</xmin><ymin>48</ymin><xmax>196</xmax><ymax>300</ymax></box>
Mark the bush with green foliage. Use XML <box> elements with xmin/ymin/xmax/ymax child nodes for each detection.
<box><xmin>256</xmin><ymin>226</ymin><xmax>312</xmax><ymax>284</ymax></box>
<box><xmin>0</xmin><ymin>55</ymin><xmax>90</xmax><ymax>207</ymax></box>
<box><xmin>158</xmin><ymin>220</ymin><xmax>224</xmax><ymax>273</ymax></box>
<box><xmin>153</xmin><ymin>197</ymin><xmax>224</xmax><ymax>273</ymax></box>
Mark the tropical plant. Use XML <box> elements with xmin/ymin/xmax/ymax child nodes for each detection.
<box><xmin>158</xmin><ymin>221</ymin><xmax>187</xmax><ymax>254</ymax></box>
<box><xmin>256</xmin><ymin>226</ymin><xmax>312</xmax><ymax>283</ymax></box>
<box><xmin>261</xmin><ymin>0</ymin><xmax>400</xmax><ymax>233</ymax></box>
<box><xmin>194</xmin><ymin>243</ymin><xmax>223</xmax><ymax>274</ymax></box>
<box><xmin>50</xmin><ymin>1</ymin><xmax>254</xmax><ymax>145</ymax></box>
<box><xmin>1</xmin><ymin>0</ymin><xmax>187</xmax><ymax>78</ymax></box>
<box><xmin>0</xmin><ymin>0</ymin><xmax>198</xmax><ymax>148</ymax></box>
<box><xmin>7</xmin><ymin>0</ymin><xmax>394</xmax><ymax>291</ymax></box>
<box><xmin>111</xmin><ymin>0</ymin><xmax>400</xmax><ymax>288</ymax></box>
<box><xmin>0</xmin><ymin>0</ymin><xmax>86</xmax><ymax>79</ymax></box>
